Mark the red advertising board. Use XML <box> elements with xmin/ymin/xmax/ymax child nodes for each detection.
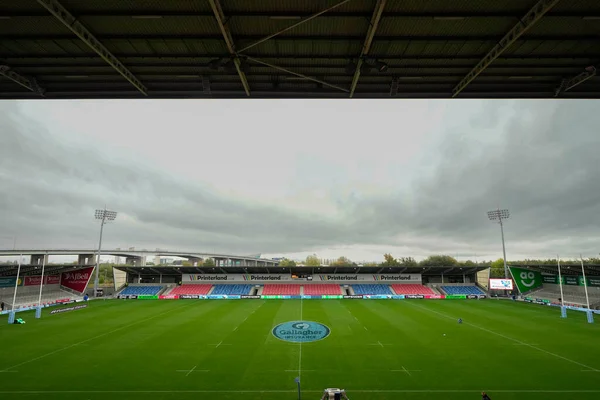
<box><xmin>24</xmin><ymin>275</ymin><xmax>61</xmax><ymax>286</ymax></box>
<box><xmin>425</xmin><ymin>295</ymin><xmax>445</xmax><ymax>299</ymax></box>
<box><xmin>60</xmin><ymin>267</ymin><xmax>94</xmax><ymax>293</ymax></box>
<box><xmin>159</xmin><ymin>295</ymin><xmax>179</xmax><ymax>300</ymax></box>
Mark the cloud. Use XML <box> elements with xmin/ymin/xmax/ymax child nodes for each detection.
<box><xmin>1</xmin><ymin>100</ymin><xmax>599</xmax><ymax>261</ymax></box>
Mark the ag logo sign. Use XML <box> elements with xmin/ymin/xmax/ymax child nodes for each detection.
<box><xmin>272</xmin><ymin>321</ymin><xmax>331</xmax><ymax>343</ymax></box>
<box><xmin>509</xmin><ymin>266</ymin><xmax>543</xmax><ymax>293</ymax></box>
<box><xmin>519</xmin><ymin>271</ymin><xmax>537</xmax><ymax>288</ymax></box>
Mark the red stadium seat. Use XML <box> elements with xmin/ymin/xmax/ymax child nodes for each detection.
<box><xmin>391</xmin><ymin>284</ymin><xmax>435</xmax><ymax>295</ymax></box>
<box><xmin>261</xmin><ymin>284</ymin><xmax>301</xmax><ymax>295</ymax></box>
<box><xmin>170</xmin><ymin>284</ymin><xmax>213</xmax><ymax>295</ymax></box>
<box><xmin>303</xmin><ymin>284</ymin><xmax>342</xmax><ymax>295</ymax></box>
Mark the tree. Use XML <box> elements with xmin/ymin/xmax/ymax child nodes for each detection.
<box><xmin>381</xmin><ymin>253</ymin><xmax>399</xmax><ymax>267</ymax></box>
<box><xmin>202</xmin><ymin>258</ymin><xmax>215</xmax><ymax>267</ymax></box>
<box><xmin>420</xmin><ymin>255</ymin><xmax>458</xmax><ymax>266</ymax></box>
<box><xmin>279</xmin><ymin>258</ymin><xmax>297</xmax><ymax>267</ymax></box>
<box><xmin>182</xmin><ymin>260</ymin><xmax>192</xmax><ymax>267</ymax></box>
<box><xmin>304</xmin><ymin>255</ymin><xmax>321</xmax><ymax>267</ymax></box>
<box><xmin>489</xmin><ymin>258</ymin><xmax>506</xmax><ymax>278</ymax></box>
<box><xmin>332</xmin><ymin>256</ymin><xmax>352</xmax><ymax>266</ymax></box>
<box><xmin>398</xmin><ymin>257</ymin><xmax>418</xmax><ymax>267</ymax></box>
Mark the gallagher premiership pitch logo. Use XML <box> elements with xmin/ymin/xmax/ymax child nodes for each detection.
<box><xmin>272</xmin><ymin>321</ymin><xmax>331</xmax><ymax>343</ymax></box>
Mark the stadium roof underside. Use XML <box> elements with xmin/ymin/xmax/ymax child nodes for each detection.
<box><xmin>115</xmin><ymin>265</ymin><xmax>491</xmax><ymax>276</ymax></box>
<box><xmin>1</xmin><ymin>0</ymin><xmax>600</xmax><ymax>99</ymax></box>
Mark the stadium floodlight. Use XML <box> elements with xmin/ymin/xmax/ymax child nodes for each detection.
<box><xmin>487</xmin><ymin>208</ymin><xmax>510</xmax><ymax>279</ymax></box>
<box><xmin>94</xmin><ymin>208</ymin><xmax>118</xmax><ymax>297</ymax></box>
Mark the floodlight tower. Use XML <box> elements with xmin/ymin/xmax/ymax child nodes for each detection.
<box><xmin>94</xmin><ymin>208</ymin><xmax>117</xmax><ymax>297</ymax></box>
<box><xmin>487</xmin><ymin>208</ymin><xmax>510</xmax><ymax>279</ymax></box>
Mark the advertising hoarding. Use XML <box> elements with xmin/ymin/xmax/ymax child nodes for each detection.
<box><xmin>60</xmin><ymin>267</ymin><xmax>94</xmax><ymax>293</ymax></box>
<box><xmin>24</xmin><ymin>275</ymin><xmax>60</xmax><ymax>286</ymax></box>
<box><xmin>0</xmin><ymin>277</ymin><xmax>23</xmax><ymax>288</ymax></box>
<box><xmin>509</xmin><ymin>267</ymin><xmax>543</xmax><ymax>293</ymax></box>
<box><xmin>489</xmin><ymin>279</ymin><xmax>514</xmax><ymax>290</ymax></box>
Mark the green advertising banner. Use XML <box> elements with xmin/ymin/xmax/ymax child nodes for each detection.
<box><xmin>137</xmin><ymin>295</ymin><xmax>158</xmax><ymax>299</ymax></box>
<box><xmin>445</xmin><ymin>295</ymin><xmax>466</xmax><ymax>299</ymax></box>
<box><xmin>0</xmin><ymin>277</ymin><xmax>24</xmax><ymax>288</ymax></box>
<box><xmin>587</xmin><ymin>276</ymin><xmax>600</xmax><ymax>287</ymax></box>
<box><xmin>509</xmin><ymin>267</ymin><xmax>543</xmax><ymax>293</ymax></box>
<box><xmin>564</xmin><ymin>275</ymin><xmax>579</xmax><ymax>286</ymax></box>
<box><xmin>542</xmin><ymin>275</ymin><xmax>559</xmax><ymax>284</ymax></box>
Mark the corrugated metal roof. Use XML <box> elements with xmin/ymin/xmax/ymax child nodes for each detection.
<box><xmin>1</xmin><ymin>0</ymin><xmax>600</xmax><ymax>99</ymax></box>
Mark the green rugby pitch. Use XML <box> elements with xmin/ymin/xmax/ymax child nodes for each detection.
<box><xmin>1</xmin><ymin>299</ymin><xmax>599</xmax><ymax>400</ymax></box>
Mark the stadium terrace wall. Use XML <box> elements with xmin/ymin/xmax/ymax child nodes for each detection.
<box><xmin>181</xmin><ymin>273</ymin><xmax>422</xmax><ymax>283</ymax></box>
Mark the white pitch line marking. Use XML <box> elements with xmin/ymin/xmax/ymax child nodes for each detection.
<box><xmin>368</xmin><ymin>341</ymin><xmax>390</xmax><ymax>347</ymax></box>
<box><xmin>285</xmin><ymin>370</ymin><xmax>316</xmax><ymax>372</ymax></box>
<box><xmin>364</xmin><ymin>326</ymin><xmax>368</xmax><ymax>331</ymax></box>
<box><xmin>391</xmin><ymin>367</ymin><xmax>422</xmax><ymax>376</ymax></box>
<box><xmin>176</xmin><ymin>367</ymin><xmax>209</xmax><ymax>376</ymax></box>
<box><xmin>406</xmin><ymin>302</ymin><xmax>600</xmax><ymax>372</ymax></box>
<box><xmin>233</xmin><ymin>326</ymin><xmax>239</xmax><ymax>332</ymax></box>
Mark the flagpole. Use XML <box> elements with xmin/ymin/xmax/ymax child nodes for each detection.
<box><xmin>11</xmin><ymin>254</ymin><xmax>22</xmax><ymax>310</ymax></box>
<box><xmin>580</xmin><ymin>255</ymin><xmax>591</xmax><ymax>310</ymax></box>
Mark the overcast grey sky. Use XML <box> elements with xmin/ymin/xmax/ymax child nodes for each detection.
<box><xmin>1</xmin><ymin>99</ymin><xmax>599</xmax><ymax>262</ymax></box>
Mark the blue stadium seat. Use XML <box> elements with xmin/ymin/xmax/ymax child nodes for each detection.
<box><xmin>119</xmin><ymin>286</ymin><xmax>162</xmax><ymax>296</ymax></box>
<box><xmin>352</xmin><ymin>284</ymin><xmax>392</xmax><ymax>295</ymax></box>
<box><xmin>441</xmin><ymin>286</ymin><xmax>485</xmax><ymax>295</ymax></box>
<box><xmin>211</xmin><ymin>284</ymin><xmax>252</xmax><ymax>295</ymax></box>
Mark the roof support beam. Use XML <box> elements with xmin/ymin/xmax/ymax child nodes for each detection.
<box><xmin>350</xmin><ymin>0</ymin><xmax>387</xmax><ymax>97</ymax></box>
<box><xmin>389</xmin><ymin>77</ymin><xmax>399</xmax><ymax>97</ymax></box>
<box><xmin>207</xmin><ymin>0</ymin><xmax>251</xmax><ymax>96</ymax></box>
<box><xmin>237</xmin><ymin>0</ymin><xmax>351</xmax><ymax>53</ymax></box>
<box><xmin>1</xmin><ymin>11</ymin><xmax>596</xmax><ymax>18</ymax></box>
<box><xmin>554</xmin><ymin>66</ymin><xmax>597</xmax><ymax>96</ymax></box>
<box><xmin>2</xmin><ymin>54</ymin><xmax>597</xmax><ymax>62</ymax></box>
<box><xmin>0</xmin><ymin>65</ymin><xmax>45</xmax><ymax>95</ymax></box>
<box><xmin>246</xmin><ymin>56</ymin><xmax>349</xmax><ymax>92</ymax></box>
<box><xmin>35</xmin><ymin>0</ymin><xmax>147</xmax><ymax>96</ymax></box>
<box><xmin>6</xmin><ymin>33</ymin><xmax>596</xmax><ymax>41</ymax></box>
<box><xmin>451</xmin><ymin>0</ymin><xmax>560</xmax><ymax>97</ymax></box>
